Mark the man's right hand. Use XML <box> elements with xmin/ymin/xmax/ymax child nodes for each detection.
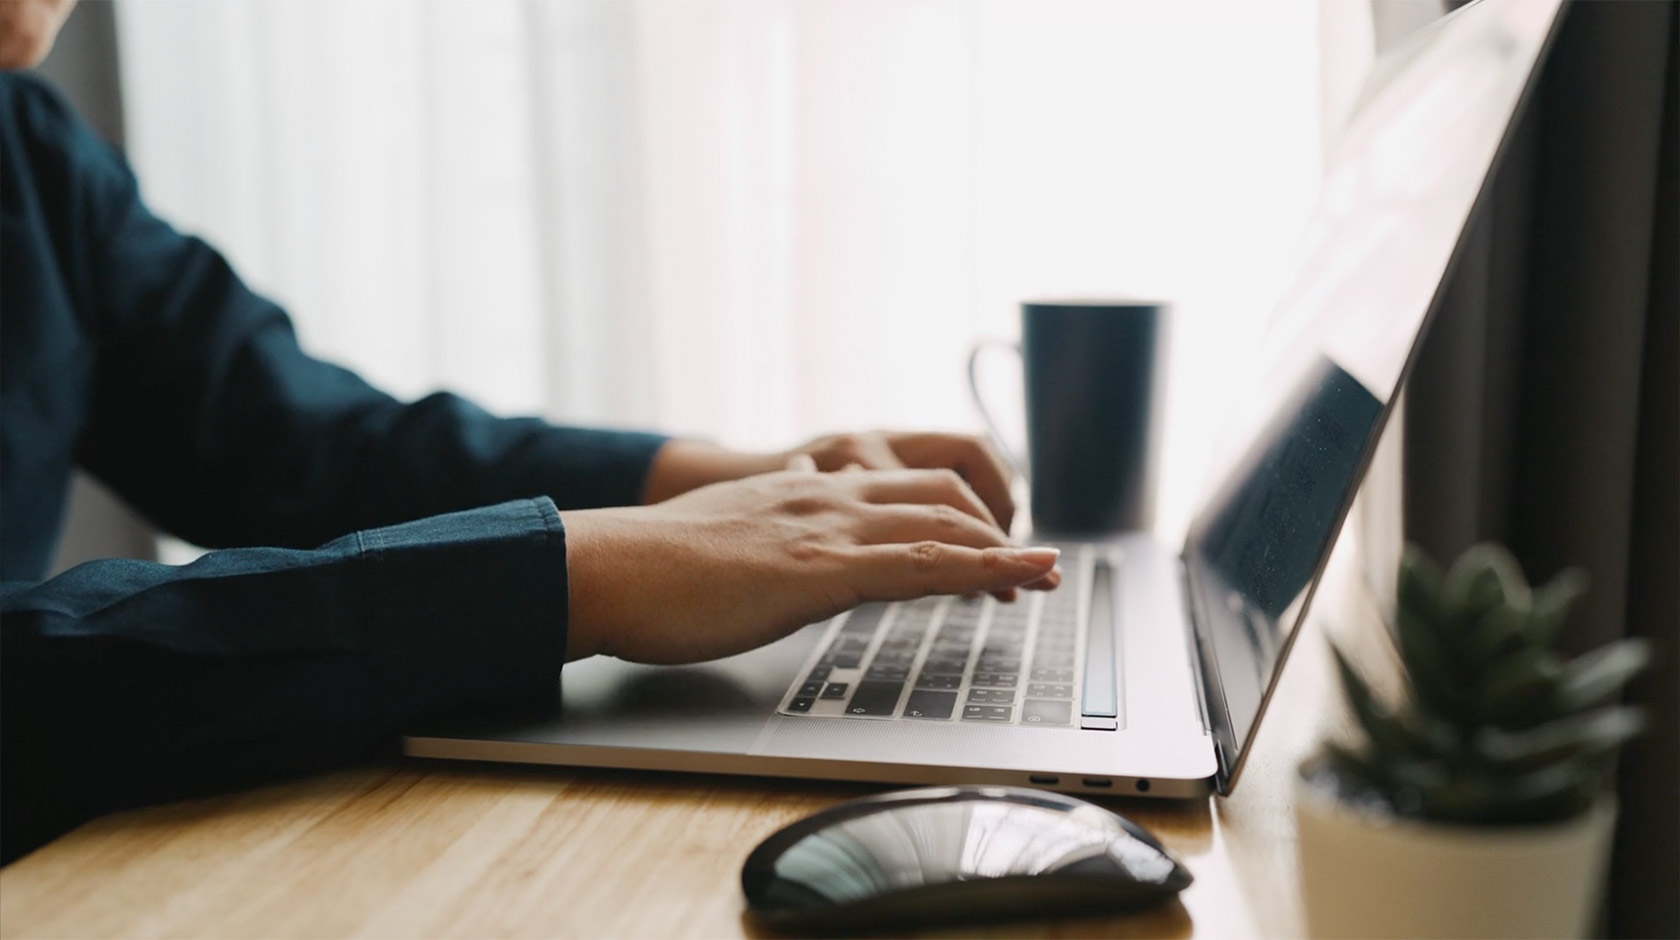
<box><xmin>559</xmin><ymin>466</ymin><xmax>1061</xmax><ymax>665</ymax></box>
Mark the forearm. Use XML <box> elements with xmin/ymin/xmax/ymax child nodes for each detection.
<box><xmin>0</xmin><ymin>499</ymin><xmax>568</xmax><ymax>863</ymax></box>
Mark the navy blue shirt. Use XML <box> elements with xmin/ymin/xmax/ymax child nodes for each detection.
<box><xmin>0</xmin><ymin>73</ymin><xmax>667</xmax><ymax>863</ymax></box>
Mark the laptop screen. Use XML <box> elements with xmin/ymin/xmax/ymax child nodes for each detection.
<box><xmin>1178</xmin><ymin>0</ymin><xmax>1566</xmax><ymax>788</ymax></box>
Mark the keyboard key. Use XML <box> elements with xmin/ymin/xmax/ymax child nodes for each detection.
<box><xmin>865</xmin><ymin>665</ymin><xmax>910</xmax><ymax>681</ymax></box>
<box><xmin>832</xmin><ymin>635</ymin><xmax>872</xmax><ymax>652</ymax></box>
<box><xmin>846</xmin><ymin>681</ymin><xmax>905</xmax><ymax>716</ymax></box>
<box><xmin>1028</xmin><ymin>683</ymin><xmax>1073</xmax><ymax>698</ymax></box>
<box><xmin>797</xmin><ymin>680</ymin><xmax>824</xmax><ymax>698</ymax></box>
<box><xmin>807</xmin><ymin>666</ymin><xmax>832</xmax><ymax>683</ymax></box>
<box><xmin>820</xmin><ymin>682</ymin><xmax>850</xmax><ymax>700</ymax></box>
<box><xmin>787</xmin><ymin>697</ymin><xmax>814</xmax><ymax>713</ymax></box>
<box><xmin>1022</xmin><ymin>699</ymin><xmax>1073</xmax><ymax>725</ymax></box>
<box><xmin>904</xmin><ymin>690</ymin><xmax>957</xmax><ymax>720</ymax></box>
<box><xmin>871</xmin><ymin>651</ymin><xmax>915</xmax><ymax>667</ymax></box>
<box><xmin>963</xmin><ymin>704</ymin><xmax>1012</xmax><ymax>722</ymax></box>
<box><xmin>1030</xmin><ymin>668</ymin><xmax>1074</xmax><ymax>684</ymax></box>
<box><xmin>842</xmin><ymin>603</ymin><xmax>887</xmax><ymax>633</ymax></box>
<box><xmin>818</xmin><ymin>652</ymin><xmax>863</xmax><ymax>669</ymax></box>
<box><xmin>977</xmin><ymin>658</ymin><xmax>1021</xmax><ymax>673</ymax></box>
<box><xmin>972</xmin><ymin>673</ymin><xmax>1018</xmax><ymax>688</ymax></box>
<box><xmin>920</xmin><ymin>658</ymin><xmax>967</xmax><ymax>675</ymax></box>
<box><xmin>915</xmin><ymin>673</ymin><xmax>962</xmax><ymax>690</ymax></box>
<box><xmin>1035</xmin><ymin>653</ymin><xmax>1075</xmax><ymax>668</ymax></box>
<box><xmin>967</xmin><ymin>689</ymin><xmax>1015</xmax><ymax>705</ymax></box>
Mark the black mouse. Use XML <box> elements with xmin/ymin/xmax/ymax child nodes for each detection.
<box><xmin>741</xmin><ymin>785</ymin><xmax>1192</xmax><ymax>934</ymax></box>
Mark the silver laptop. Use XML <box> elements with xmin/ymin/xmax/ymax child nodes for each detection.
<box><xmin>406</xmin><ymin>0</ymin><xmax>1565</xmax><ymax>799</ymax></box>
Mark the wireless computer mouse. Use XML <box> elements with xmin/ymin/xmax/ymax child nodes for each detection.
<box><xmin>741</xmin><ymin>785</ymin><xmax>1191</xmax><ymax>933</ymax></box>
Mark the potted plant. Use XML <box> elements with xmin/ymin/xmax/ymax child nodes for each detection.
<box><xmin>1296</xmin><ymin>543</ymin><xmax>1648</xmax><ymax>939</ymax></box>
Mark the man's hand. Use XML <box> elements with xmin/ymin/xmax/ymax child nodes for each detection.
<box><xmin>642</xmin><ymin>431</ymin><xmax>1017</xmax><ymax>534</ymax></box>
<box><xmin>783</xmin><ymin>432</ymin><xmax>1017</xmax><ymax>535</ymax></box>
<box><xmin>563</xmin><ymin>466</ymin><xmax>1058</xmax><ymax>665</ymax></box>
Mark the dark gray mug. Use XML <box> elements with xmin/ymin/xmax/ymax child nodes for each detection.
<box><xmin>967</xmin><ymin>300</ymin><xmax>1168</xmax><ymax>536</ymax></box>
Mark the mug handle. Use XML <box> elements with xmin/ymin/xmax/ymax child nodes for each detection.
<box><xmin>964</xmin><ymin>337</ymin><xmax>1028</xmax><ymax>480</ymax></box>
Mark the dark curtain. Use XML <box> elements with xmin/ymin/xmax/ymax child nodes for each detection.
<box><xmin>1406</xmin><ymin>2</ymin><xmax>1679</xmax><ymax>937</ymax></box>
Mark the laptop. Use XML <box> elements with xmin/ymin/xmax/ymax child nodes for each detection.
<box><xmin>406</xmin><ymin>0</ymin><xmax>1566</xmax><ymax>799</ymax></box>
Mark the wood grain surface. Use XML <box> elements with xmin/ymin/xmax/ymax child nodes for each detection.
<box><xmin>0</xmin><ymin>563</ymin><xmax>1366</xmax><ymax>939</ymax></box>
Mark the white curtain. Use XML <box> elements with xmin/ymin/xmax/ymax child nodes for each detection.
<box><xmin>116</xmin><ymin>0</ymin><xmax>1324</xmax><ymax>542</ymax></box>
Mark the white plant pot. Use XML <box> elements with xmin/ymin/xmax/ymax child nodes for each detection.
<box><xmin>1295</xmin><ymin>776</ymin><xmax>1617</xmax><ymax>939</ymax></box>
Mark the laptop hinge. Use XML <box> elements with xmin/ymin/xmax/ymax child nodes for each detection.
<box><xmin>1179</xmin><ymin>559</ymin><xmax>1235</xmax><ymax>795</ymax></box>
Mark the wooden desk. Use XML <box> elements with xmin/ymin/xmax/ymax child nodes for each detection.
<box><xmin>0</xmin><ymin>574</ymin><xmax>1361</xmax><ymax>939</ymax></box>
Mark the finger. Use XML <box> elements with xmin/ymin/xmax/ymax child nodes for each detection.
<box><xmin>853</xmin><ymin>503</ymin><xmax>1024</xmax><ymax>604</ymax></box>
<box><xmin>984</xmin><ymin>567</ymin><xmax>1061</xmax><ymax>601</ymax></box>
<box><xmin>954</xmin><ymin>439</ymin><xmax>1018</xmax><ymax>536</ymax></box>
<box><xmin>854</xmin><ymin>468</ymin><xmax>1002</xmax><ymax>531</ymax></box>
<box><xmin>785</xmin><ymin>453</ymin><xmax>819</xmax><ymax>472</ymax></box>
<box><xmin>850</xmin><ymin>543</ymin><xmax>1061</xmax><ymax>601</ymax></box>
<box><xmin>854</xmin><ymin>502</ymin><xmax>1013</xmax><ymax>551</ymax></box>
<box><xmin>888</xmin><ymin>433</ymin><xmax>1018</xmax><ymax>536</ymax></box>
<box><xmin>846</xmin><ymin>434</ymin><xmax>907</xmax><ymax>471</ymax></box>
<box><xmin>1021</xmin><ymin>567</ymin><xmax>1063</xmax><ymax>591</ymax></box>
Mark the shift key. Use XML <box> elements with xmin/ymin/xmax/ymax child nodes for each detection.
<box><xmin>845</xmin><ymin>681</ymin><xmax>906</xmax><ymax>716</ymax></box>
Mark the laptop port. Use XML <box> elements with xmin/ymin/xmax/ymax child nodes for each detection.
<box><xmin>1135</xmin><ymin>778</ymin><xmax>1152</xmax><ymax>793</ymax></box>
<box><xmin>1081</xmin><ymin>777</ymin><xmax>1113</xmax><ymax>789</ymax></box>
<box><xmin>1027</xmin><ymin>774</ymin><xmax>1060</xmax><ymax>785</ymax></box>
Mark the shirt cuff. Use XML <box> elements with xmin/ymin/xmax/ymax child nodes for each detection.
<box><xmin>356</xmin><ymin>497</ymin><xmax>569</xmax><ymax>724</ymax></box>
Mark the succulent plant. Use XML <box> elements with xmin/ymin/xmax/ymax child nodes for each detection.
<box><xmin>1304</xmin><ymin>543</ymin><xmax>1649</xmax><ymax>825</ymax></box>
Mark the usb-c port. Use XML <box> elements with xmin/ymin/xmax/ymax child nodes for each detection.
<box><xmin>1028</xmin><ymin>774</ymin><xmax>1060</xmax><ymax>785</ymax></box>
<box><xmin>1082</xmin><ymin>777</ymin><xmax>1113</xmax><ymax>789</ymax></box>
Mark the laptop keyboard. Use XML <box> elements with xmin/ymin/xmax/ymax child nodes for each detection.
<box><xmin>778</xmin><ymin>543</ymin><xmax>1115</xmax><ymax>727</ymax></box>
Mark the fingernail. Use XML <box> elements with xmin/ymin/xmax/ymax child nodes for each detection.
<box><xmin>1011</xmin><ymin>546</ymin><xmax>1060</xmax><ymax>566</ymax></box>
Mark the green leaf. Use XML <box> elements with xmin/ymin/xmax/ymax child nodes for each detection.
<box><xmin>1331</xmin><ymin>644</ymin><xmax>1442</xmax><ymax>762</ymax></box>
<box><xmin>1395</xmin><ymin>602</ymin><xmax>1468</xmax><ymax>718</ymax></box>
<box><xmin>1474</xmin><ymin>707</ymin><xmax>1647</xmax><ymax>771</ymax></box>
<box><xmin>1483</xmin><ymin>762</ymin><xmax>1600</xmax><ymax>824</ymax></box>
<box><xmin>1397</xmin><ymin>545</ymin><xmax>1444</xmax><ymax>620</ymax></box>
<box><xmin>1466</xmin><ymin>600</ymin><xmax>1537</xmax><ymax>665</ymax></box>
<box><xmin>1527</xmin><ymin>567</ymin><xmax>1589</xmax><ymax>647</ymax></box>
<box><xmin>1419</xmin><ymin>762</ymin><xmax>1597</xmax><ymax>825</ymax></box>
<box><xmin>1555</xmin><ymin>639</ymin><xmax>1651</xmax><ymax>712</ymax></box>
<box><xmin>1478</xmin><ymin>646</ymin><xmax>1565</xmax><ymax>728</ymax></box>
<box><xmin>1442</xmin><ymin>543</ymin><xmax>1529</xmax><ymax>628</ymax></box>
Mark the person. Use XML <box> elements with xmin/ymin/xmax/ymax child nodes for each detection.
<box><xmin>0</xmin><ymin>2</ymin><xmax>1062</xmax><ymax>864</ymax></box>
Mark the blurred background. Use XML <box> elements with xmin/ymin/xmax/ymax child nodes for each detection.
<box><xmin>52</xmin><ymin>0</ymin><xmax>1368</xmax><ymax>550</ymax></box>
